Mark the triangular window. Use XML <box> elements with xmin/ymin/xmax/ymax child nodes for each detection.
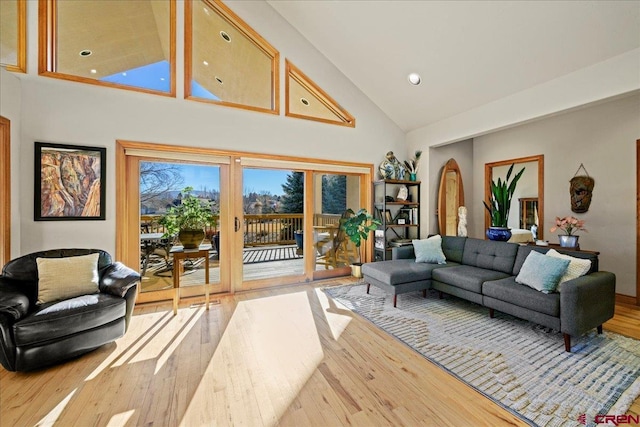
<box><xmin>285</xmin><ymin>60</ymin><xmax>355</xmax><ymax>128</ymax></box>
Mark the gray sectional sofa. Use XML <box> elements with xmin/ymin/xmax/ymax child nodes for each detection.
<box><xmin>361</xmin><ymin>236</ymin><xmax>616</xmax><ymax>352</ymax></box>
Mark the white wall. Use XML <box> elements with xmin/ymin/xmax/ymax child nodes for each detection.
<box><xmin>0</xmin><ymin>67</ymin><xmax>22</xmax><ymax>257</ymax></box>
<box><xmin>473</xmin><ymin>94</ymin><xmax>640</xmax><ymax>297</ymax></box>
<box><xmin>11</xmin><ymin>0</ymin><xmax>405</xmax><ymax>257</ymax></box>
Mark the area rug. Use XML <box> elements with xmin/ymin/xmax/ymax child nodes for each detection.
<box><xmin>324</xmin><ymin>283</ymin><xmax>640</xmax><ymax>427</ymax></box>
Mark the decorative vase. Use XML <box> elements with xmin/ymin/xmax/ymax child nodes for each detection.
<box><xmin>559</xmin><ymin>235</ymin><xmax>579</xmax><ymax>248</ymax></box>
<box><xmin>379</xmin><ymin>151</ymin><xmax>405</xmax><ymax>180</ymax></box>
<box><xmin>178</xmin><ymin>229</ymin><xmax>205</xmax><ymax>249</ymax></box>
<box><xmin>486</xmin><ymin>227</ymin><xmax>512</xmax><ymax>242</ymax></box>
<box><xmin>409</xmin><ymin>173</ymin><xmax>417</xmax><ymax>181</ymax></box>
<box><xmin>351</xmin><ymin>263</ymin><xmax>363</xmax><ymax>278</ymax></box>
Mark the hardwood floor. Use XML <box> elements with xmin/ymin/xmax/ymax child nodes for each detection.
<box><xmin>2</xmin><ymin>280</ymin><xmax>639</xmax><ymax>426</ymax></box>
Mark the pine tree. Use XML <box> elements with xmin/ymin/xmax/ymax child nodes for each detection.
<box><xmin>322</xmin><ymin>175</ymin><xmax>347</xmax><ymax>214</ymax></box>
<box><xmin>281</xmin><ymin>172</ymin><xmax>304</xmax><ymax>213</ymax></box>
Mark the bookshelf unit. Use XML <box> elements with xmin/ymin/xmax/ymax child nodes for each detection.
<box><xmin>373</xmin><ymin>179</ymin><xmax>421</xmax><ymax>261</ymax></box>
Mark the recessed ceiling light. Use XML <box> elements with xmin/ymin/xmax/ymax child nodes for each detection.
<box><xmin>203</xmin><ymin>60</ymin><xmax>209</xmax><ymax>66</ymax></box>
<box><xmin>300</xmin><ymin>98</ymin><xmax>310</xmax><ymax>106</ymax></box>
<box><xmin>215</xmin><ymin>77</ymin><xmax>223</xmax><ymax>84</ymax></box>
<box><xmin>408</xmin><ymin>73</ymin><xmax>421</xmax><ymax>85</ymax></box>
<box><xmin>90</xmin><ymin>69</ymin><xmax>97</xmax><ymax>74</ymax></box>
<box><xmin>220</xmin><ymin>31</ymin><xmax>231</xmax><ymax>42</ymax></box>
<box><xmin>79</xmin><ymin>49</ymin><xmax>92</xmax><ymax>57</ymax></box>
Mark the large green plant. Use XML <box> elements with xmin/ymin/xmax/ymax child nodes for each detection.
<box><xmin>159</xmin><ymin>187</ymin><xmax>216</xmax><ymax>238</ymax></box>
<box><xmin>340</xmin><ymin>208</ymin><xmax>381</xmax><ymax>262</ymax></box>
<box><xmin>483</xmin><ymin>164</ymin><xmax>525</xmax><ymax>227</ymax></box>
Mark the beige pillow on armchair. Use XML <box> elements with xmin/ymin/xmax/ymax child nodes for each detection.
<box><xmin>36</xmin><ymin>253</ymin><xmax>100</xmax><ymax>304</ymax></box>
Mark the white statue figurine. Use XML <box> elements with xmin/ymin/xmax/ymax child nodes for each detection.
<box><xmin>457</xmin><ymin>206</ymin><xmax>468</xmax><ymax>237</ymax></box>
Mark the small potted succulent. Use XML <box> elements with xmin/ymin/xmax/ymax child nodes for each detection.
<box><xmin>340</xmin><ymin>208</ymin><xmax>381</xmax><ymax>277</ymax></box>
<box><xmin>159</xmin><ymin>187</ymin><xmax>216</xmax><ymax>249</ymax></box>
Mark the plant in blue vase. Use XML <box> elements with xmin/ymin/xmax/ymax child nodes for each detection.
<box><xmin>483</xmin><ymin>163</ymin><xmax>525</xmax><ymax>241</ymax></box>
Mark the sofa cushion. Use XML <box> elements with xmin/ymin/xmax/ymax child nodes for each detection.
<box><xmin>461</xmin><ymin>238</ymin><xmax>519</xmax><ymax>274</ymax></box>
<box><xmin>513</xmin><ymin>245</ymin><xmax>599</xmax><ymax>276</ymax></box>
<box><xmin>432</xmin><ymin>265</ymin><xmax>511</xmax><ymax>294</ymax></box>
<box><xmin>36</xmin><ymin>253</ymin><xmax>100</xmax><ymax>304</ymax></box>
<box><xmin>362</xmin><ymin>259</ymin><xmax>455</xmax><ymax>285</ymax></box>
<box><xmin>515</xmin><ymin>251</ymin><xmax>570</xmax><ymax>293</ymax></box>
<box><xmin>13</xmin><ymin>293</ymin><xmax>126</xmax><ymax>347</ymax></box>
<box><xmin>413</xmin><ymin>235</ymin><xmax>446</xmax><ymax>264</ymax></box>
<box><xmin>483</xmin><ymin>277</ymin><xmax>560</xmax><ymax>317</ymax></box>
<box><xmin>441</xmin><ymin>236</ymin><xmax>467</xmax><ymax>263</ymax></box>
<box><xmin>546</xmin><ymin>249</ymin><xmax>592</xmax><ymax>284</ymax></box>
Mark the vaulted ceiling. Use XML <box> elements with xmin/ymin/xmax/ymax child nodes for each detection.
<box><xmin>268</xmin><ymin>1</ymin><xmax>640</xmax><ymax>132</ymax></box>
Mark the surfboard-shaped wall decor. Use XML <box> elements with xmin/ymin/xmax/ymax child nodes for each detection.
<box><xmin>437</xmin><ymin>158</ymin><xmax>465</xmax><ymax>236</ymax></box>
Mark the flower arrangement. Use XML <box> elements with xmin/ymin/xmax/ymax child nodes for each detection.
<box><xmin>403</xmin><ymin>150</ymin><xmax>422</xmax><ymax>174</ymax></box>
<box><xmin>550</xmin><ymin>216</ymin><xmax>587</xmax><ymax>236</ymax></box>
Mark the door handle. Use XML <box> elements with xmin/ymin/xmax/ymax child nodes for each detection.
<box><xmin>235</xmin><ymin>217</ymin><xmax>241</xmax><ymax>232</ymax></box>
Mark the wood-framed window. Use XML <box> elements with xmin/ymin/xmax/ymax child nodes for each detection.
<box><xmin>39</xmin><ymin>0</ymin><xmax>176</xmax><ymax>97</ymax></box>
<box><xmin>185</xmin><ymin>0</ymin><xmax>279</xmax><ymax>114</ymax></box>
<box><xmin>285</xmin><ymin>59</ymin><xmax>355</xmax><ymax>128</ymax></box>
<box><xmin>0</xmin><ymin>0</ymin><xmax>26</xmax><ymax>73</ymax></box>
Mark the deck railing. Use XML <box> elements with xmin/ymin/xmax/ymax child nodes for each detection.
<box><xmin>140</xmin><ymin>213</ymin><xmax>342</xmax><ymax>247</ymax></box>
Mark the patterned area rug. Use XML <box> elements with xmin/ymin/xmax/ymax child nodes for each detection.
<box><xmin>325</xmin><ymin>284</ymin><xmax>640</xmax><ymax>427</ymax></box>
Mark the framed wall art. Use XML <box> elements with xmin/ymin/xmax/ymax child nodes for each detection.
<box><xmin>34</xmin><ymin>142</ymin><xmax>106</xmax><ymax>220</ymax></box>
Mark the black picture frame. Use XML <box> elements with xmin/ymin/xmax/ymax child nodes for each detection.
<box><xmin>34</xmin><ymin>142</ymin><xmax>106</xmax><ymax>221</ymax></box>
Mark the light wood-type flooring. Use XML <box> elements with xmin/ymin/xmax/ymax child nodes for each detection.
<box><xmin>2</xmin><ymin>279</ymin><xmax>639</xmax><ymax>426</ymax></box>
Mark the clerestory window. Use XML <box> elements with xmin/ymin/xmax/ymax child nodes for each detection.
<box><xmin>185</xmin><ymin>0</ymin><xmax>279</xmax><ymax>114</ymax></box>
<box><xmin>39</xmin><ymin>0</ymin><xmax>176</xmax><ymax>96</ymax></box>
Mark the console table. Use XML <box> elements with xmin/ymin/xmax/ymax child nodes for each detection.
<box><xmin>170</xmin><ymin>244</ymin><xmax>211</xmax><ymax>315</ymax></box>
<box><xmin>527</xmin><ymin>242</ymin><xmax>599</xmax><ymax>255</ymax></box>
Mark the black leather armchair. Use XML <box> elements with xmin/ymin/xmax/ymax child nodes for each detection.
<box><xmin>0</xmin><ymin>249</ymin><xmax>140</xmax><ymax>372</ymax></box>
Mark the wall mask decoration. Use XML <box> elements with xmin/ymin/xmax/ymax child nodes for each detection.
<box><xmin>569</xmin><ymin>163</ymin><xmax>594</xmax><ymax>213</ymax></box>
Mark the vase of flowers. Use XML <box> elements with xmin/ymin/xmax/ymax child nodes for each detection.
<box><xmin>550</xmin><ymin>216</ymin><xmax>586</xmax><ymax>248</ymax></box>
<box><xmin>404</xmin><ymin>150</ymin><xmax>422</xmax><ymax>181</ymax></box>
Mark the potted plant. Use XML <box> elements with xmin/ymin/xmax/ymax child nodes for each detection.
<box><xmin>550</xmin><ymin>216</ymin><xmax>587</xmax><ymax>248</ymax></box>
<box><xmin>340</xmin><ymin>208</ymin><xmax>381</xmax><ymax>277</ymax></box>
<box><xmin>159</xmin><ymin>187</ymin><xmax>216</xmax><ymax>249</ymax></box>
<box><xmin>483</xmin><ymin>163</ymin><xmax>525</xmax><ymax>241</ymax></box>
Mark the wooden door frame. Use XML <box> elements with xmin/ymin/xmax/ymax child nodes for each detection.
<box><xmin>637</xmin><ymin>139</ymin><xmax>639</xmax><ymax>305</ymax></box>
<box><xmin>116</xmin><ymin>139</ymin><xmax>374</xmax><ymax>300</ymax></box>
<box><xmin>0</xmin><ymin>116</ymin><xmax>10</xmax><ymax>267</ymax></box>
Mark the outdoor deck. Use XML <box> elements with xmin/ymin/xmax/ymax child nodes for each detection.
<box><xmin>140</xmin><ymin>244</ymin><xmax>330</xmax><ymax>293</ymax></box>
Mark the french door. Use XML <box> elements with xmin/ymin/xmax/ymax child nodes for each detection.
<box><xmin>117</xmin><ymin>140</ymin><xmax>372</xmax><ymax>303</ymax></box>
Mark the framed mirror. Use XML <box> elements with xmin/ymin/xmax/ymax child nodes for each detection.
<box><xmin>484</xmin><ymin>155</ymin><xmax>544</xmax><ymax>241</ymax></box>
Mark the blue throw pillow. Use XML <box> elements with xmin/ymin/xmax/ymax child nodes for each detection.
<box><xmin>412</xmin><ymin>235</ymin><xmax>446</xmax><ymax>264</ymax></box>
<box><xmin>515</xmin><ymin>251</ymin><xmax>570</xmax><ymax>293</ymax></box>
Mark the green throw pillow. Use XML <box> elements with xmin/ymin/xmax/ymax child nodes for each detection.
<box><xmin>515</xmin><ymin>251</ymin><xmax>570</xmax><ymax>293</ymax></box>
<box><xmin>412</xmin><ymin>235</ymin><xmax>447</xmax><ymax>264</ymax></box>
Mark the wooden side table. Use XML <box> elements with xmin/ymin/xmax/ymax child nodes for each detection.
<box><xmin>170</xmin><ymin>244</ymin><xmax>211</xmax><ymax>315</ymax></box>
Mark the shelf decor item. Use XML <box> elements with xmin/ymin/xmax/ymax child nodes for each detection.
<box><xmin>483</xmin><ymin>163</ymin><xmax>525</xmax><ymax>241</ymax></box>
<box><xmin>550</xmin><ymin>215</ymin><xmax>586</xmax><ymax>248</ymax></box>
<box><xmin>403</xmin><ymin>150</ymin><xmax>422</xmax><ymax>182</ymax></box>
<box><xmin>378</xmin><ymin>151</ymin><xmax>405</xmax><ymax>180</ymax></box>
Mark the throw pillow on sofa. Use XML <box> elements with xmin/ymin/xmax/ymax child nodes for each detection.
<box><xmin>545</xmin><ymin>249</ymin><xmax>592</xmax><ymax>284</ymax></box>
<box><xmin>36</xmin><ymin>253</ymin><xmax>100</xmax><ymax>304</ymax></box>
<box><xmin>412</xmin><ymin>235</ymin><xmax>446</xmax><ymax>264</ymax></box>
<box><xmin>515</xmin><ymin>250</ymin><xmax>570</xmax><ymax>293</ymax></box>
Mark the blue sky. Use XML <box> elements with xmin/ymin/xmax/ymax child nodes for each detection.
<box><xmin>166</xmin><ymin>164</ymin><xmax>290</xmax><ymax>196</ymax></box>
